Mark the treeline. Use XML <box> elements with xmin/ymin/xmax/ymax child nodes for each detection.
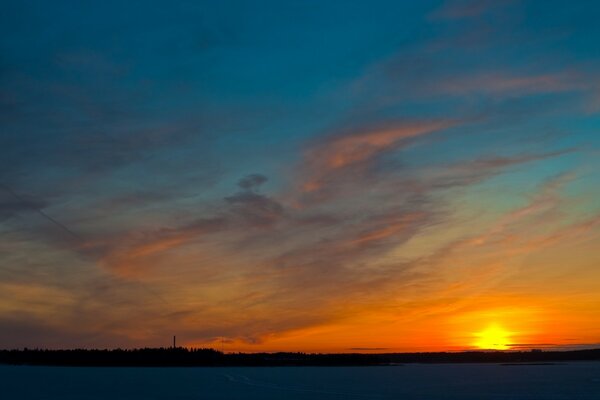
<box><xmin>385</xmin><ymin>349</ymin><xmax>600</xmax><ymax>364</ymax></box>
<box><xmin>1</xmin><ymin>347</ymin><xmax>599</xmax><ymax>367</ymax></box>
<box><xmin>0</xmin><ymin>348</ymin><xmax>384</xmax><ymax>367</ymax></box>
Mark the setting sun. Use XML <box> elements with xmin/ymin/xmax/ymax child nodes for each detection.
<box><xmin>474</xmin><ymin>324</ymin><xmax>512</xmax><ymax>350</ymax></box>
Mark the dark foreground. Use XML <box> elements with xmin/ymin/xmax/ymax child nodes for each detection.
<box><xmin>1</xmin><ymin>348</ymin><xmax>600</xmax><ymax>367</ymax></box>
<box><xmin>2</xmin><ymin>363</ymin><xmax>600</xmax><ymax>399</ymax></box>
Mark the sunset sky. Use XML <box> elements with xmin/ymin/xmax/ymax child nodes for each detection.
<box><xmin>1</xmin><ymin>0</ymin><xmax>600</xmax><ymax>353</ymax></box>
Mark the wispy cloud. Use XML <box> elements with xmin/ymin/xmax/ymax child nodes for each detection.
<box><xmin>298</xmin><ymin>120</ymin><xmax>455</xmax><ymax>200</ymax></box>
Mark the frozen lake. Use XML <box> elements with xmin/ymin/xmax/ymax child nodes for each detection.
<box><xmin>2</xmin><ymin>362</ymin><xmax>600</xmax><ymax>399</ymax></box>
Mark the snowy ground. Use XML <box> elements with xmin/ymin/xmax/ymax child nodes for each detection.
<box><xmin>2</xmin><ymin>362</ymin><xmax>600</xmax><ymax>399</ymax></box>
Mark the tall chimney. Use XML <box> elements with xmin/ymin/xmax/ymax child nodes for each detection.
<box><xmin>173</xmin><ymin>335</ymin><xmax>176</xmax><ymax>349</ymax></box>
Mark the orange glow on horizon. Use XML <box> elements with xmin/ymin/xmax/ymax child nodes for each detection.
<box><xmin>445</xmin><ymin>306</ymin><xmax>546</xmax><ymax>352</ymax></box>
<box><xmin>473</xmin><ymin>324</ymin><xmax>512</xmax><ymax>350</ymax></box>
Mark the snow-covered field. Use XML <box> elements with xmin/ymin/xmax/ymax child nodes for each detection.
<box><xmin>2</xmin><ymin>362</ymin><xmax>600</xmax><ymax>399</ymax></box>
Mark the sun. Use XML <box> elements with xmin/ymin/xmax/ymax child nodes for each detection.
<box><xmin>473</xmin><ymin>324</ymin><xmax>512</xmax><ymax>350</ymax></box>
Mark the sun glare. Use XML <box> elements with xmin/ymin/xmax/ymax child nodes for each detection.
<box><xmin>474</xmin><ymin>324</ymin><xmax>512</xmax><ymax>350</ymax></box>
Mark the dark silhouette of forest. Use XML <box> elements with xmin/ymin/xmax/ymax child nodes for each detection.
<box><xmin>1</xmin><ymin>347</ymin><xmax>600</xmax><ymax>367</ymax></box>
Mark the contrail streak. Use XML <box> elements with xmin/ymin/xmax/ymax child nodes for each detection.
<box><xmin>0</xmin><ymin>183</ymin><xmax>170</xmax><ymax>305</ymax></box>
<box><xmin>0</xmin><ymin>183</ymin><xmax>81</xmax><ymax>240</ymax></box>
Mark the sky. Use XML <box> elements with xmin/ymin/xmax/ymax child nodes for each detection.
<box><xmin>1</xmin><ymin>0</ymin><xmax>600</xmax><ymax>353</ymax></box>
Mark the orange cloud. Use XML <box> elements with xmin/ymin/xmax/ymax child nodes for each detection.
<box><xmin>301</xmin><ymin>120</ymin><xmax>454</xmax><ymax>194</ymax></box>
<box><xmin>100</xmin><ymin>218</ymin><xmax>225</xmax><ymax>278</ymax></box>
<box><xmin>437</xmin><ymin>71</ymin><xmax>583</xmax><ymax>97</ymax></box>
<box><xmin>350</xmin><ymin>212</ymin><xmax>426</xmax><ymax>246</ymax></box>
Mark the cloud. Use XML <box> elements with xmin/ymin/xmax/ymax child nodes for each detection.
<box><xmin>225</xmin><ymin>173</ymin><xmax>284</xmax><ymax>227</ymax></box>
<box><xmin>371</xmin><ymin>62</ymin><xmax>588</xmax><ymax>109</ymax></box>
<box><xmin>237</xmin><ymin>174</ymin><xmax>268</xmax><ymax>191</ymax></box>
<box><xmin>299</xmin><ymin>119</ymin><xmax>455</xmax><ymax>198</ymax></box>
<box><xmin>0</xmin><ymin>184</ymin><xmax>82</xmax><ymax>242</ymax></box>
<box><xmin>313</xmin><ymin>121</ymin><xmax>450</xmax><ymax>169</ymax></box>
<box><xmin>435</xmin><ymin>71</ymin><xmax>584</xmax><ymax>97</ymax></box>
<box><xmin>97</xmin><ymin>217</ymin><xmax>226</xmax><ymax>278</ymax></box>
<box><xmin>81</xmin><ymin>142</ymin><xmax>580</xmax><ymax>341</ymax></box>
<box><xmin>93</xmin><ymin>175</ymin><xmax>283</xmax><ymax>277</ymax></box>
<box><xmin>349</xmin><ymin>212</ymin><xmax>428</xmax><ymax>246</ymax></box>
<box><xmin>397</xmin><ymin>171</ymin><xmax>599</xmax><ymax>316</ymax></box>
<box><xmin>0</xmin><ymin>315</ymin><xmax>128</xmax><ymax>349</ymax></box>
<box><xmin>0</xmin><ymin>188</ymin><xmax>48</xmax><ymax>221</ymax></box>
<box><xmin>416</xmin><ymin>150</ymin><xmax>577</xmax><ymax>191</ymax></box>
<box><xmin>2</xmin><ymin>130</ymin><xmax>582</xmax><ymax>348</ymax></box>
<box><xmin>348</xmin><ymin>347</ymin><xmax>390</xmax><ymax>351</ymax></box>
<box><xmin>225</xmin><ymin>191</ymin><xmax>284</xmax><ymax>227</ymax></box>
<box><xmin>344</xmin><ymin>1</ymin><xmax>598</xmax><ymax>123</ymax></box>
